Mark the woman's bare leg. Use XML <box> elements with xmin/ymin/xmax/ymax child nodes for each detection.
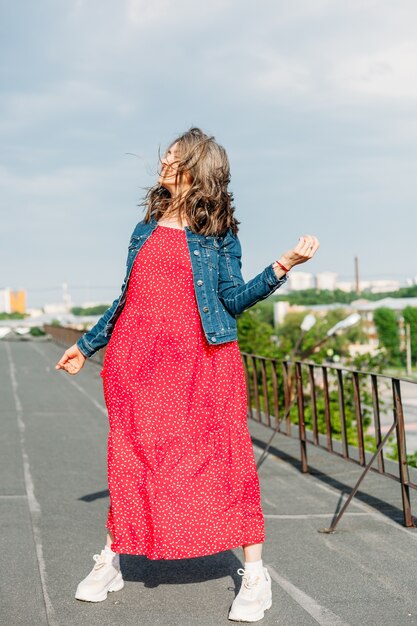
<box><xmin>242</xmin><ymin>542</ymin><xmax>263</xmax><ymax>562</ymax></box>
<box><xmin>106</xmin><ymin>529</ymin><xmax>115</xmax><ymax>549</ymax></box>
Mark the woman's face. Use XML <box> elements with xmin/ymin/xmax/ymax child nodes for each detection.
<box><xmin>159</xmin><ymin>141</ymin><xmax>191</xmax><ymax>196</ymax></box>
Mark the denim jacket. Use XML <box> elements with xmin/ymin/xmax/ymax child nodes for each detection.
<box><xmin>76</xmin><ymin>214</ymin><xmax>287</xmax><ymax>357</ymax></box>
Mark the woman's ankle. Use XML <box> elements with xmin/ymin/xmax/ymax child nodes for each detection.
<box><xmin>106</xmin><ymin>529</ymin><xmax>115</xmax><ymax>549</ymax></box>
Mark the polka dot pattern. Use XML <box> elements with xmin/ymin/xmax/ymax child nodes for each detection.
<box><xmin>100</xmin><ymin>224</ymin><xmax>265</xmax><ymax>559</ymax></box>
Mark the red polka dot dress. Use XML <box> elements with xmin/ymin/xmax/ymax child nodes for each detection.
<box><xmin>100</xmin><ymin>224</ymin><xmax>265</xmax><ymax>559</ymax></box>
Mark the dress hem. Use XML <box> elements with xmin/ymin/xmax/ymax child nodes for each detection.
<box><xmin>106</xmin><ymin>534</ymin><xmax>266</xmax><ymax>560</ymax></box>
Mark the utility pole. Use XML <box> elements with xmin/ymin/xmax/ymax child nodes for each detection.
<box><xmin>406</xmin><ymin>322</ymin><xmax>412</xmax><ymax>376</ymax></box>
<box><xmin>354</xmin><ymin>256</ymin><xmax>360</xmax><ymax>295</ymax></box>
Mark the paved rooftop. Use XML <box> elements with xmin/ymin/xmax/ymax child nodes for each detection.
<box><xmin>2</xmin><ymin>339</ymin><xmax>417</xmax><ymax>626</ymax></box>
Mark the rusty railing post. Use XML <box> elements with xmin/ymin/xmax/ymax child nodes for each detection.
<box><xmin>295</xmin><ymin>361</ymin><xmax>308</xmax><ymax>473</ymax></box>
<box><xmin>392</xmin><ymin>378</ymin><xmax>415</xmax><ymax>527</ymax></box>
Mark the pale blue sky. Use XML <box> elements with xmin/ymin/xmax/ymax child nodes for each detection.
<box><xmin>1</xmin><ymin>0</ymin><xmax>417</xmax><ymax>308</ymax></box>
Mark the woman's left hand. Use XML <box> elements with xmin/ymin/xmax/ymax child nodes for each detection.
<box><xmin>278</xmin><ymin>234</ymin><xmax>320</xmax><ymax>271</ymax></box>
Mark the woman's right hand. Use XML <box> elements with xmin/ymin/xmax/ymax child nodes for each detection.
<box><xmin>55</xmin><ymin>343</ymin><xmax>86</xmax><ymax>375</ymax></box>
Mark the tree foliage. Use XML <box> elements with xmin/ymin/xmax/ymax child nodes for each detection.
<box><xmin>373</xmin><ymin>307</ymin><xmax>401</xmax><ymax>365</ymax></box>
<box><xmin>273</xmin><ymin>284</ymin><xmax>417</xmax><ymax>306</ymax></box>
<box><xmin>71</xmin><ymin>305</ymin><xmax>110</xmax><ymax>316</ymax></box>
<box><xmin>0</xmin><ymin>312</ymin><xmax>27</xmax><ymax>320</ymax></box>
<box><xmin>403</xmin><ymin>306</ymin><xmax>417</xmax><ymax>366</ymax></box>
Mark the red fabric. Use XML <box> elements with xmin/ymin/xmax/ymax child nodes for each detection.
<box><xmin>100</xmin><ymin>224</ymin><xmax>265</xmax><ymax>559</ymax></box>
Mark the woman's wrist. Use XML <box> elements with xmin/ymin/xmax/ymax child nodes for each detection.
<box><xmin>272</xmin><ymin>257</ymin><xmax>292</xmax><ymax>279</ymax></box>
<box><xmin>272</xmin><ymin>261</ymin><xmax>287</xmax><ymax>279</ymax></box>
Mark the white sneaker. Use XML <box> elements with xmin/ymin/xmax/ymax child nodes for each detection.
<box><xmin>75</xmin><ymin>546</ymin><xmax>124</xmax><ymax>602</ymax></box>
<box><xmin>228</xmin><ymin>565</ymin><xmax>272</xmax><ymax>622</ymax></box>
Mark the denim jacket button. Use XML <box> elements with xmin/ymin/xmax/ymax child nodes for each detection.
<box><xmin>193</xmin><ymin>250</ymin><xmax>200</xmax><ymax>255</ymax></box>
<box><xmin>197</xmin><ymin>279</ymin><xmax>203</xmax><ymax>286</ymax></box>
<box><xmin>203</xmin><ymin>306</ymin><xmax>209</xmax><ymax>312</ymax></box>
<box><xmin>210</xmin><ymin>336</ymin><xmax>217</xmax><ymax>342</ymax></box>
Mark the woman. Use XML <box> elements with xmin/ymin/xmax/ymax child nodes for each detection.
<box><xmin>56</xmin><ymin>127</ymin><xmax>319</xmax><ymax>622</ymax></box>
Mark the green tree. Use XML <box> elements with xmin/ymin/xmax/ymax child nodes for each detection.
<box><xmin>272</xmin><ymin>284</ymin><xmax>417</xmax><ymax>305</ymax></box>
<box><xmin>237</xmin><ymin>309</ymin><xmax>280</xmax><ymax>358</ymax></box>
<box><xmin>373</xmin><ymin>307</ymin><xmax>402</xmax><ymax>365</ymax></box>
<box><xmin>403</xmin><ymin>306</ymin><xmax>417</xmax><ymax>367</ymax></box>
<box><xmin>30</xmin><ymin>326</ymin><xmax>46</xmax><ymax>336</ymax></box>
<box><xmin>71</xmin><ymin>305</ymin><xmax>110</xmax><ymax>316</ymax></box>
<box><xmin>273</xmin><ymin>289</ymin><xmax>355</xmax><ymax>306</ymax></box>
<box><xmin>0</xmin><ymin>312</ymin><xmax>26</xmax><ymax>320</ymax></box>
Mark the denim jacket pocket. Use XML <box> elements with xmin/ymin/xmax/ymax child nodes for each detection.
<box><xmin>199</xmin><ymin>238</ymin><xmax>219</xmax><ymax>270</ymax></box>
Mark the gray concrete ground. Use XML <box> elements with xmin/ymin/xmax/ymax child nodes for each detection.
<box><xmin>2</xmin><ymin>339</ymin><xmax>417</xmax><ymax>626</ymax></box>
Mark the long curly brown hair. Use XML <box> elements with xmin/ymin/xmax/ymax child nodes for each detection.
<box><xmin>141</xmin><ymin>127</ymin><xmax>240</xmax><ymax>237</ymax></box>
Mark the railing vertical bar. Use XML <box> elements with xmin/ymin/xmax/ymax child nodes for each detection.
<box><xmin>371</xmin><ymin>374</ymin><xmax>385</xmax><ymax>473</ymax></box>
<box><xmin>308</xmin><ymin>364</ymin><xmax>318</xmax><ymax>445</ymax></box>
<box><xmin>260</xmin><ymin>358</ymin><xmax>271</xmax><ymax>427</ymax></box>
<box><xmin>271</xmin><ymin>359</ymin><xmax>279</xmax><ymax>430</ymax></box>
<box><xmin>392</xmin><ymin>379</ymin><xmax>414</xmax><ymax>527</ymax></box>
<box><xmin>283</xmin><ymin>361</ymin><xmax>292</xmax><ymax>435</ymax></box>
<box><xmin>352</xmin><ymin>372</ymin><xmax>365</xmax><ymax>465</ymax></box>
<box><xmin>336</xmin><ymin>369</ymin><xmax>348</xmax><ymax>459</ymax></box>
<box><xmin>296</xmin><ymin>362</ymin><xmax>308</xmax><ymax>473</ymax></box>
<box><xmin>251</xmin><ymin>356</ymin><xmax>261</xmax><ymax>423</ymax></box>
<box><xmin>322</xmin><ymin>367</ymin><xmax>333</xmax><ymax>452</ymax></box>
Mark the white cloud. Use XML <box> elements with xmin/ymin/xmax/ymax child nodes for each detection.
<box><xmin>334</xmin><ymin>42</ymin><xmax>417</xmax><ymax>100</ymax></box>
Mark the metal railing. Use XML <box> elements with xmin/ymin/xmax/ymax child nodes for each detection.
<box><xmin>241</xmin><ymin>353</ymin><xmax>417</xmax><ymax>529</ymax></box>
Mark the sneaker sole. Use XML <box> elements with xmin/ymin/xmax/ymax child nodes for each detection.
<box><xmin>228</xmin><ymin>595</ymin><xmax>272</xmax><ymax>622</ymax></box>
<box><xmin>75</xmin><ymin>571</ymin><xmax>124</xmax><ymax>602</ymax></box>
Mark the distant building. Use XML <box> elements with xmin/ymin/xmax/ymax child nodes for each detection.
<box><xmin>26</xmin><ymin>308</ymin><xmax>44</xmax><ymax>317</ymax></box>
<box><xmin>274</xmin><ymin>301</ymin><xmax>291</xmax><ymax>326</ymax></box>
<box><xmin>316</xmin><ymin>272</ymin><xmax>338</xmax><ymax>291</ymax></box>
<box><xmin>284</xmin><ymin>271</ymin><xmax>407</xmax><ymax>294</ymax></box>
<box><xmin>287</xmin><ymin>271</ymin><xmax>314</xmax><ymax>291</ymax></box>
<box><xmin>79</xmin><ymin>301</ymin><xmax>107</xmax><ymax>308</ymax></box>
<box><xmin>0</xmin><ymin>288</ymin><xmax>26</xmax><ymax>314</ymax></box>
<box><xmin>43</xmin><ymin>303</ymin><xmax>69</xmax><ymax>314</ymax></box>
<box><xmin>335</xmin><ymin>281</ymin><xmax>354</xmax><ymax>292</ymax></box>
<box><xmin>360</xmin><ymin>280</ymin><xmax>401</xmax><ymax>294</ymax></box>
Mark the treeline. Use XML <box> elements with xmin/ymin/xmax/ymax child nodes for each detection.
<box><xmin>0</xmin><ymin>312</ymin><xmax>27</xmax><ymax>319</ymax></box>
<box><xmin>274</xmin><ymin>285</ymin><xmax>417</xmax><ymax>306</ymax></box>
<box><xmin>71</xmin><ymin>305</ymin><xmax>110</xmax><ymax>316</ymax></box>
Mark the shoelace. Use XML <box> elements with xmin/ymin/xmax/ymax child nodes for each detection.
<box><xmin>237</xmin><ymin>567</ymin><xmax>262</xmax><ymax>589</ymax></box>
<box><xmin>92</xmin><ymin>551</ymin><xmax>107</xmax><ymax>570</ymax></box>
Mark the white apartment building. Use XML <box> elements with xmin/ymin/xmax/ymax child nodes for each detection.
<box><xmin>335</xmin><ymin>281</ymin><xmax>354</xmax><ymax>292</ymax></box>
<box><xmin>359</xmin><ymin>279</ymin><xmax>401</xmax><ymax>294</ymax></box>
<box><xmin>316</xmin><ymin>272</ymin><xmax>338</xmax><ymax>291</ymax></box>
<box><xmin>287</xmin><ymin>271</ymin><xmax>314</xmax><ymax>291</ymax></box>
<box><xmin>0</xmin><ymin>288</ymin><xmax>11</xmax><ymax>313</ymax></box>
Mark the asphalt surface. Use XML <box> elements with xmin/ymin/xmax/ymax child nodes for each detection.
<box><xmin>3</xmin><ymin>338</ymin><xmax>417</xmax><ymax>626</ymax></box>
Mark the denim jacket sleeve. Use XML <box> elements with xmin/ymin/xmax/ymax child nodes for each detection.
<box><xmin>76</xmin><ymin>293</ymin><xmax>121</xmax><ymax>358</ymax></box>
<box><xmin>217</xmin><ymin>228</ymin><xmax>288</xmax><ymax>316</ymax></box>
